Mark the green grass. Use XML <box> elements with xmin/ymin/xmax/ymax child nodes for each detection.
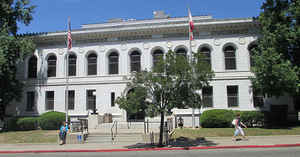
<box><xmin>0</xmin><ymin>130</ymin><xmax>58</xmax><ymax>144</ymax></box>
<box><xmin>171</xmin><ymin>127</ymin><xmax>300</xmax><ymax>139</ymax></box>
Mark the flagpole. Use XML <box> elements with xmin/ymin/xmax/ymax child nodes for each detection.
<box><xmin>65</xmin><ymin>17</ymin><xmax>71</xmax><ymax>124</ymax></box>
<box><xmin>188</xmin><ymin>8</ymin><xmax>195</xmax><ymax>129</ymax></box>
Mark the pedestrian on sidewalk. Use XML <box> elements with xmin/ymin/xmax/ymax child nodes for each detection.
<box><xmin>232</xmin><ymin>113</ymin><xmax>247</xmax><ymax>141</ymax></box>
<box><xmin>59</xmin><ymin>121</ymin><xmax>69</xmax><ymax>145</ymax></box>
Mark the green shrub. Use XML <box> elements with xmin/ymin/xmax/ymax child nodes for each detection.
<box><xmin>16</xmin><ymin>117</ymin><xmax>38</xmax><ymax>131</ymax></box>
<box><xmin>240</xmin><ymin>111</ymin><xmax>264</xmax><ymax>127</ymax></box>
<box><xmin>200</xmin><ymin>109</ymin><xmax>235</xmax><ymax>128</ymax></box>
<box><xmin>39</xmin><ymin>111</ymin><xmax>66</xmax><ymax>130</ymax></box>
<box><xmin>5</xmin><ymin>117</ymin><xmax>18</xmax><ymax>131</ymax></box>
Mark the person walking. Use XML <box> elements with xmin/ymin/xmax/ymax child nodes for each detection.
<box><xmin>59</xmin><ymin>121</ymin><xmax>69</xmax><ymax>145</ymax></box>
<box><xmin>232</xmin><ymin>113</ymin><xmax>247</xmax><ymax>141</ymax></box>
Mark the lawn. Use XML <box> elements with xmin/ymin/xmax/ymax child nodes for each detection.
<box><xmin>171</xmin><ymin>127</ymin><xmax>300</xmax><ymax>140</ymax></box>
<box><xmin>0</xmin><ymin>130</ymin><xmax>58</xmax><ymax>144</ymax></box>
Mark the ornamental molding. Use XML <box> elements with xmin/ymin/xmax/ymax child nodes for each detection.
<box><xmin>98</xmin><ymin>45</ymin><xmax>106</xmax><ymax>52</ymax></box>
<box><xmin>214</xmin><ymin>38</ymin><xmax>221</xmax><ymax>46</ymax></box>
<box><xmin>166</xmin><ymin>41</ymin><xmax>173</xmax><ymax>49</ymax></box>
<box><xmin>238</xmin><ymin>37</ymin><xmax>246</xmax><ymax>45</ymax></box>
<box><xmin>143</xmin><ymin>42</ymin><xmax>150</xmax><ymax>49</ymax></box>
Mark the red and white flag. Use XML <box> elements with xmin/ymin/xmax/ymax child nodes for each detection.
<box><xmin>67</xmin><ymin>17</ymin><xmax>72</xmax><ymax>50</ymax></box>
<box><xmin>188</xmin><ymin>8</ymin><xmax>194</xmax><ymax>41</ymax></box>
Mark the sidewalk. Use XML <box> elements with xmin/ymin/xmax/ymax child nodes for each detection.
<box><xmin>0</xmin><ymin>135</ymin><xmax>300</xmax><ymax>153</ymax></box>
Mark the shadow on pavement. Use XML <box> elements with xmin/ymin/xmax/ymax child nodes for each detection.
<box><xmin>124</xmin><ymin>136</ymin><xmax>217</xmax><ymax>149</ymax></box>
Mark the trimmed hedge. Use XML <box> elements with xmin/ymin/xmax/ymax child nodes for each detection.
<box><xmin>200</xmin><ymin>109</ymin><xmax>235</xmax><ymax>128</ymax></box>
<box><xmin>16</xmin><ymin>117</ymin><xmax>38</xmax><ymax>131</ymax></box>
<box><xmin>39</xmin><ymin>111</ymin><xmax>66</xmax><ymax>130</ymax></box>
<box><xmin>200</xmin><ymin>109</ymin><xmax>265</xmax><ymax>128</ymax></box>
<box><xmin>5</xmin><ymin>117</ymin><xmax>18</xmax><ymax>131</ymax></box>
<box><xmin>240</xmin><ymin>111</ymin><xmax>264</xmax><ymax>127</ymax></box>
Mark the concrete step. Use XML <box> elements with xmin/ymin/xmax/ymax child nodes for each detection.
<box><xmin>85</xmin><ymin>133</ymin><xmax>144</xmax><ymax>144</ymax></box>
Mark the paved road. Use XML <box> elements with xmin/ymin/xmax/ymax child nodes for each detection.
<box><xmin>1</xmin><ymin>147</ymin><xmax>299</xmax><ymax>157</ymax></box>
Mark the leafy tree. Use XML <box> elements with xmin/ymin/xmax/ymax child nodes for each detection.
<box><xmin>116</xmin><ymin>50</ymin><xmax>214</xmax><ymax>146</ymax></box>
<box><xmin>0</xmin><ymin>0</ymin><xmax>35</xmax><ymax>120</ymax></box>
<box><xmin>252</xmin><ymin>0</ymin><xmax>300</xmax><ymax>109</ymax></box>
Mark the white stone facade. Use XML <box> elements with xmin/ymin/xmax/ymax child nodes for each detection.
<box><xmin>10</xmin><ymin>15</ymin><xmax>294</xmax><ymax>123</ymax></box>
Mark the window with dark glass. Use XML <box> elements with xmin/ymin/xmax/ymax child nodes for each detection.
<box><xmin>253</xmin><ymin>88</ymin><xmax>264</xmax><ymax>107</ymax></box>
<box><xmin>46</xmin><ymin>91</ymin><xmax>54</xmax><ymax>110</ymax></box>
<box><xmin>202</xmin><ymin>86</ymin><xmax>213</xmax><ymax>107</ymax></box>
<box><xmin>111</xmin><ymin>92</ymin><xmax>115</xmax><ymax>107</ymax></box>
<box><xmin>68</xmin><ymin>54</ymin><xmax>77</xmax><ymax>76</ymax></box>
<box><xmin>109</xmin><ymin>52</ymin><xmax>119</xmax><ymax>74</ymax></box>
<box><xmin>248</xmin><ymin>44</ymin><xmax>257</xmax><ymax>67</ymax></box>
<box><xmin>175</xmin><ymin>48</ymin><xmax>187</xmax><ymax>58</ymax></box>
<box><xmin>152</xmin><ymin>49</ymin><xmax>163</xmax><ymax>68</ymax></box>
<box><xmin>199</xmin><ymin>47</ymin><xmax>211</xmax><ymax>68</ymax></box>
<box><xmin>87</xmin><ymin>90</ymin><xmax>96</xmax><ymax>111</ymax></box>
<box><xmin>227</xmin><ymin>86</ymin><xmax>238</xmax><ymax>107</ymax></box>
<box><xmin>47</xmin><ymin>55</ymin><xmax>57</xmax><ymax>77</ymax></box>
<box><xmin>224</xmin><ymin>46</ymin><xmax>236</xmax><ymax>70</ymax></box>
<box><xmin>26</xmin><ymin>91</ymin><xmax>35</xmax><ymax>111</ymax></box>
<box><xmin>87</xmin><ymin>53</ymin><xmax>97</xmax><ymax>75</ymax></box>
<box><xmin>130</xmin><ymin>51</ymin><xmax>141</xmax><ymax>72</ymax></box>
<box><xmin>68</xmin><ymin>90</ymin><xmax>75</xmax><ymax>110</ymax></box>
<box><xmin>28</xmin><ymin>56</ymin><xmax>37</xmax><ymax>78</ymax></box>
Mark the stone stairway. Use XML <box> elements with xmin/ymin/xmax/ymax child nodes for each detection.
<box><xmin>85</xmin><ymin>122</ymin><xmax>160</xmax><ymax>144</ymax></box>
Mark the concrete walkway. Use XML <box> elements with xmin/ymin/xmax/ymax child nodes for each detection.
<box><xmin>0</xmin><ymin>135</ymin><xmax>300</xmax><ymax>153</ymax></box>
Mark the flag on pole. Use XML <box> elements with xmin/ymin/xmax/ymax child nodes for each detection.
<box><xmin>188</xmin><ymin>8</ymin><xmax>194</xmax><ymax>41</ymax></box>
<box><xmin>67</xmin><ymin>17</ymin><xmax>72</xmax><ymax>50</ymax></box>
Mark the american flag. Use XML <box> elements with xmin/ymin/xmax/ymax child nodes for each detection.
<box><xmin>188</xmin><ymin>8</ymin><xmax>194</xmax><ymax>41</ymax></box>
<box><xmin>67</xmin><ymin>17</ymin><xmax>72</xmax><ymax>50</ymax></box>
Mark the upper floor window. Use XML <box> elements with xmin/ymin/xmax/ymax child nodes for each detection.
<box><xmin>224</xmin><ymin>45</ymin><xmax>236</xmax><ymax>70</ymax></box>
<box><xmin>108</xmin><ymin>52</ymin><xmax>119</xmax><ymax>74</ymax></box>
<box><xmin>199</xmin><ymin>47</ymin><xmax>211</xmax><ymax>68</ymax></box>
<box><xmin>68</xmin><ymin>90</ymin><xmax>75</xmax><ymax>110</ymax></box>
<box><xmin>46</xmin><ymin>91</ymin><xmax>54</xmax><ymax>110</ymax></box>
<box><xmin>253</xmin><ymin>88</ymin><xmax>264</xmax><ymax>108</ymax></box>
<box><xmin>130</xmin><ymin>51</ymin><xmax>141</xmax><ymax>72</ymax></box>
<box><xmin>87</xmin><ymin>53</ymin><xmax>97</xmax><ymax>75</ymax></box>
<box><xmin>86</xmin><ymin>90</ymin><xmax>96</xmax><ymax>111</ymax></box>
<box><xmin>28</xmin><ymin>55</ymin><xmax>37</xmax><ymax>78</ymax></box>
<box><xmin>227</xmin><ymin>85</ymin><xmax>239</xmax><ymax>107</ymax></box>
<box><xmin>152</xmin><ymin>49</ymin><xmax>163</xmax><ymax>68</ymax></box>
<box><xmin>26</xmin><ymin>91</ymin><xmax>35</xmax><ymax>111</ymax></box>
<box><xmin>47</xmin><ymin>55</ymin><xmax>57</xmax><ymax>77</ymax></box>
<box><xmin>111</xmin><ymin>92</ymin><xmax>115</xmax><ymax>107</ymax></box>
<box><xmin>68</xmin><ymin>54</ymin><xmax>77</xmax><ymax>76</ymax></box>
<box><xmin>175</xmin><ymin>48</ymin><xmax>187</xmax><ymax>58</ymax></box>
<box><xmin>202</xmin><ymin>86</ymin><xmax>213</xmax><ymax>107</ymax></box>
<box><xmin>248</xmin><ymin>44</ymin><xmax>258</xmax><ymax>68</ymax></box>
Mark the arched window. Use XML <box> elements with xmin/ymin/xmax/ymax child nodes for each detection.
<box><xmin>47</xmin><ymin>55</ymin><xmax>57</xmax><ymax>77</ymax></box>
<box><xmin>248</xmin><ymin>44</ymin><xmax>257</xmax><ymax>67</ymax></box>
<box><xmin>87</xmin><ymin>53</ymin><xmax>97</xmax><ymax>75</ymax></box>
<box><xmin>28</xmin><ymin>55</ymin><xmax>37</xmax><ymax>78</ymax></box>
<box><xmin>224</xmin><ymin>45</ymin><xmax>236</xmax><ymax>70</ymax></box>
<box><xmin>108</xmin><ymin>52</ymin><xmax>119</xmax><ymax>74</ymax></box>
<box><xmin>68</xmin><ymin>54</ymin><xmax>77</xmax><ymax>76</ymax></box>
<box><xmin>130</xmin><ymin>51</ymin><xmax>141</xmax><ymax>72</ymax></box>
<box><xmin>152</xmin><ymin>49</ymin><xmax>164</xmax><ymax>68</ymax></box>
<box><xmin>175</xmin><ymin>48</ymin><xmax>187</xmax><ymax>58</ymax></box>
<box><xmin>199</xmin><ymin>47</ymin><xmax>211</xmax><ymax>68</ymax></box>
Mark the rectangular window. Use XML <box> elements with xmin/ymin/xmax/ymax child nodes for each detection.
<box><xmin>26</xmin><ymin>91</ymin><xmax>35</xmax><ymax>111</ymax></box>
<box><xmin>109</xmin><ymin>56</ymin><xmax>118</xmax><ymax>74</ymax></box>
<box><xmin>225</xmin><ymin>58</ymin><xmax>236</xmax><ymax>70</ymax></box>
<box><xmin>202</xmin><ymin>86</ymin><xmax>213</xmax><ymax>107</ymax></box>
<box><xmin>253</xmin><ymin>88</ymin><xmax>264</xmax><ymax>107</ymax></box>
<box><xmin>69</xmin><ymin>57</ymin><xmax>76</xmax><ymax>76</ymax></box>
<box><xmin>46</xmin><ymin>91</ymin><xmax>54</xmax><ymax>110</ymax></box>
<box><xmin>86</xmin><ymin>90</ymin><xmax>96</xmax><ymax>111</ymax></box>
<box><xmin>227</xmin><ymin>86</ymin><xmax>239</xmax><ymax>107</ymax></box>
<box><xmin>111</xmin><ymin>92</ymin><xmax>115</xmax><ymax>107</ymax></box>
<box><xmin>68</xmin><ymin>90</ymin><xmax>75</xmax><ymax>110</ymax></box>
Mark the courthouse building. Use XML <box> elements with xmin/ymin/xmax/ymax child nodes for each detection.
<box><xmin>8</xmin><ymin>11</ymin><xmax>295</xmax><ymax>126</ymax></box>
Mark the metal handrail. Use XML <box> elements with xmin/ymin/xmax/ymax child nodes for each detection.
<box><xmin>111</xmin><ymin>121</ymin><xmax>118</xmax><ymax>142</ymax></box>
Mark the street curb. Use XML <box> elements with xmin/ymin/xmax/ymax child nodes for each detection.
<box><xmin>1</xmin><ymin>143</ymin><xmax>300</xmax><ymax>154</ymax></box>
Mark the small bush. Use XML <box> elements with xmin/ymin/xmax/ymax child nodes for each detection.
<box><xmin>16</xmin><ymin>117</ymin><xmax>38</xmax><ymax>131</ymax></box>
<box><xmin>240</xmin><ymin>111</ymin><xmax>264</xmax><ymax>127</ymax></box>
<box><xmin>200</xmin><ymin>109</ymin><xmax>235</xmax><ymax>128</ymax></box>
<box><xmin>39</xmin><ymin>111</ymin><xmax>66</xmax><ymax>130</ymax></box>
<box><xmin>5</xmin><ymin>117</ymin><xmax>18</xmax><ymax>131</ymax></box>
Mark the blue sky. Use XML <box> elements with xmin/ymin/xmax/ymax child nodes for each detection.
<box><xmin>18</xmin><ymin>0</ymin><xmax>264</xmax><ymax>34</ymax></box>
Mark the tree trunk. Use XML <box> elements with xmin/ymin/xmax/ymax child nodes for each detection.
<box><xmin>158</xmin><ymin>111</ymin><xmax>165</xmax><ymax>147</ymax></box>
